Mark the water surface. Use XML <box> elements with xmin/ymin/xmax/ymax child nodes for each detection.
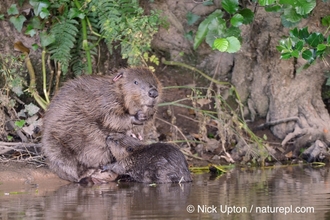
<box><xmin>0</xmin><ymin>165</ymin><xmax>329</xmax><ymax>219</ymax></box>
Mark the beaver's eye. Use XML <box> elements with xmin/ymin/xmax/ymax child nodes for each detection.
<box><xmin>134</xmin><ymin>81</ymin><xmax>138</xmax><ymax>85</ymax></box>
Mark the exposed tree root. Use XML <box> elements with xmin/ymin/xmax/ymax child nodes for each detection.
<box><xmin>266</xmin><ymin>104</ymin><xmax>330</xmax><ymax>162</ymax></box>
<box><xmin>256</xmin><ymin>117</ymin><xmax>300</xmax><ymax>130</ymax></box>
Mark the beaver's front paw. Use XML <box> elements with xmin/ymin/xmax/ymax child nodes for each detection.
<box><xmin>136</xmin><ymin>110</ymin><xmax>148</xmax><ymax>121</ymax></box>
<box><xmin>130</xmin><ymin>115</ymin><xmax>143</xmax><ymax>125</ymax></box>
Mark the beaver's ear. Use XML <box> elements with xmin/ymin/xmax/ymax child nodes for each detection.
<box><xmin>113</xmin><ymin>71</ymin><xmax>124</xmax><ymax>82</ymax></box>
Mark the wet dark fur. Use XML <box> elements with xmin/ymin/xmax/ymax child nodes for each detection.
<box><xmin>103</xmin><ymin>133</ymin><xmax>192</xmax><ymax>183</ymax></box>
<box><xmin>42</xmin><ymin>67</ymin><xmax>161</xmax><ymax>183</ymax></box>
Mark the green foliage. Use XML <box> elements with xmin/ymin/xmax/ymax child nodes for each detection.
<box><xmin>261</xmin><ymin>0</ymin><xmax>316</xmax><ymax>27</ymax></box>
<box><xmin>273</xmin><ymin>1</ymin><xmax>330</xmax><ymax>70</ymax></box>
<box><xmin>25</xmin><ymin>103</ymin><xmax>40</xmax><ymax>116</ymax></box>
<box><xmin>7</xmin><ymin>4</ymin><xmax>19</xmax><ymax>15</ymax></box>
<box><xmin>222</xmin><ymin>0</ymin><xmax>239</xmax><ymax>14</ymax></box>
<box><xmin>88</xmin><ymin>0</ymin><xmax>160</xmax><ymax>66</ymax></box>
<box><xmin>193</xmin><ymin>0</ymin><xmax>328</xmax><ymax>70</ymax></box>
<box><xmin>14</xmin><ymin>119</ymin><xmax>26</xmax><ymax>129</ymax></box>
<box><xmin>203</xmin><ymin>0</ymin><xmax>214</xmax><ymax>6</ymax></box>
<box><xmin>0</xmin><ymin>54</ymin><xmax>26</xmax><ymax>97</ymax></box>
<box><xmin>277</xmin><ymin>23</ymin><xmax>330</xmax><ymax>69</ymax></box>
<box><xmin>193</xmin><ymin>1</ymin><xmax>254</xmax><ymax>53</ymax></box>
<box><xmin>70</xmin><ymin>17</ymin><xmax>98</xmax><ymax>76</ymax></box>
<box><xmin>213</xmin><ymin>36</ymin><xmax>241</xmax><ymax>52</ymax></box>
<box><xmin>5</xmin><ymin>0</ymin><xmax>161</xmax><ymax>75</ymax></box>
<box><xmin>29</xmin><ymin>0</ymin><xmax>50</xmax><ymax>18</ymax></box>
<box><xmin>186</xmin><ymin>11</ymin><xmax>200</xmax><ymax>26</ymax></box>
<box><xmin>194</xmin><ymin>10</ymin><xmax>224</xmax><ymax>50</ymax></box>
<box><xmin>48</xmin><ymin>19</ymin><xmax>79</xmax><ymax>74</ymax></box>
<box><xmin>9</xmin><ymin>15</ymin><xmax>26</xmax><ymax>32</ymax></box>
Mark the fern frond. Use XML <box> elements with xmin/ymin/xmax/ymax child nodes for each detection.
<box><xmin>70</xmin><ymin>14</ymin><xmax>99</xmax><ymax>75</ymax></box>
<box><xmin>48</xmin><ymin>18</ymin><xmax>79</xmax><ymax>74</ymax></box>
<box><xmin>87</xmin><ymin>0</ymin><xmax>160</xmax><ymax>66</ymax></box>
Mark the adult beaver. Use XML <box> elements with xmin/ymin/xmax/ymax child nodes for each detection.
<box><xmin>103</xmin><ymin>133</ymin><xmax>192</xmax><ymax>183</ymax></box>
<box><xmin>42</xmin><ymin>67</ymin><xmax>161</xmax><ymax>183</ymax></box>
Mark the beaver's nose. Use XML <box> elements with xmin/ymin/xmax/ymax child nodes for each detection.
<box><xmin>148</xmin><ymin>88</ymin><xmax>158</xmax><ymax>98</ymax></box>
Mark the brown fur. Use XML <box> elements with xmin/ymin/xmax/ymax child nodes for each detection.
<box><xmin>42</xmin><ymin>67</ymin><xmax>161</xmax><ymax>183</ymax></box>
<box><xmin>103</xmin><ymin>133</ymin><xmax>192</xmax><ymax>183</ymax></box>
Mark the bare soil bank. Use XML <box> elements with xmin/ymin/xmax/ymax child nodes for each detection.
<box><xmin>0</xmin><ymin>162</ymin><xmax>68</xmax><ymax>193</ymax></box>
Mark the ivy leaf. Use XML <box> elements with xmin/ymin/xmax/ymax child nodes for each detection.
<box><xmin>283</xmin><ymin>7</ymin><xmax>302</xmax><ymax>23</ymax></box>
<box><xmin>222</xmin><ymin>0</ymin><xmax>239</xmax><ymax>14</ymax></box>
<box><xmin>11</xmin><ymin>77</ymin><xmax>24</xmax><ymax>96</ymax></box>
<box><xmin>294</xmin><ymin>0</ymin><xmax>316</xmax><ymax>15</ymax></box>
<box><xmin>279</xmin><ymin>0</ymin><xmax>295</xmax><ymax>4</ymax></box>
<box><xmin>208</xmin><ymin>17</ymin><xmax>226</xmax><ymax>31</ymax></box>
<box><xmin>213</xmin><ymin>36</ymin><xmax>241</xmax><ymax>53</ymax></box>
<box><xmin>30</xmin><ymin>16</ymin><xmax>43</xmax><ymax>29</ymax></box>
<box><xmin>306</xmin><ymin>32</ymin><xmax>324</xmax><ymax>47</ymax></box>
<box><xmin>265</xmin><ymin>5</ymin><xmax>281</xmax><ymax>12</ymax></box>
<box><xmin>39</xmin><ymin>8</ymin><xmax>50</xmax><ymax>19</ymax></box>
<box><xmin>184</xmin><ymin>31</ymin><xmax>194</xmax><ymax>41</ymax></box>
<box><xmin>29</xmin><ymin>0</ymin><xmax>50</xmax><ymax>17</ymax></box>
<box><xmin>230</xmin><ymin>14</ymin><xmax>244</xmax><ymax>27</ymax></box>
<box><xmin>298</xmin><ymin>27</ymin><xmax>309</xmax><ymax>39</ymax></box>
<box><xmin>25</xmin><ymin>24</ymin><xmax>36</xmax><ymax>36</ymax></box>
<box><xmin>205</xmin><ymin>17</ymin><xmax>226</xmax><ymax>47</ymax></box>
<box><xmin>193</xmin><ymin>10</ymin><xmax>224</xmax><ymax>50</ymax></box>
<box><xmin>32</xmin><ymin>43</ymin><xmax>39</xmax><ymax>51</ymax></box>
<box><xmin>291</xmin><ymin>50</ymin><xmax>299</xmax><ymax>58</ymax></box>
<box><xmin>281</xmin><ymin>15</ymin><xmax>300</xmax><ymax>27</ymax></box>
<box><xmin>7</xmin><ymin>4</ymin><xmax>19</xmax><ymax>15</ymax></box>
<box><xmin>226</xmin><ymin>36</ymin><xmax>241</xmax><ymax>53</ymax></box>
<box><xmin>68</xmin><ymin>8</ymin><xmax>85</xmax><ymax>19</ymax></box>
<box><xmin>238</xmin><ymin>8</ymin><xmax>254</xmax><ymax>24</ymax></box>
<box><xmin>9</xmin><ymin>15</ymin><xmax>26</xmax><ymax>32</ymax></box>
<box><xmin>187</xmin><ymin>12</ymin><xmax>200</xmax><ymax>26</ymax></box>
<box><xmin>302</xmin><ymin>49</ymin><xmax>313</xmax><ymax>61</ymax></box>
<box><xmin>15</xmin><ymin>120</ymin><xmax>26</xmax><ymax>129</ymax></box>
<box><xmin>25</xmin><ymin>103</ymin><xmax>40</xmax><ymax>116</ymax></box>
<box><xmin>289</xmin><ymin>27</ymin><xmax>299</xmax><ymax>38</ymax></box>
<box><xmin>279</xmin><ymin>38</ymin><xmax>293</xmax><ymax>49</ymax></box>
<box><xmin>223</xmin><ymin>26</ymin><xmax>241</xmax><ymax>39</ymax></box>
<box><xmin>281</xmin><ymin>52</ymin><xmax>292</xmax><ymax>59</ymax></box>
<box><xmin>276</xmin><ymin>45</ymin><xmax>286</xmax><ymax>53</ymax></box>
<box><xmin>259</xmin><ymin>0</ymin><xmax>276</xmax><ymax>6</ymax></box>
<box><xmin>321</xmin><ymin>16</ymin><xmax>330</xmax><ymax>27</ymax></box>
<box><xmin>0</xmin><ymin>14</ymin><xmax>4</xmax><ymax>20</ymax></box>
<box><xmin>40</xmin><ymin>31</ymin><xmax>55</xmax><ymax>47</ymax></box>
<box><xmin>213</xmin><ymin>38</ymin><xmax>228</xmax><ymax>52</ymax></box>
<box><xmin>295</xmin><ymin>40</ymin><xmax>304</xmax><ymax>50</ymax></box>
<box><xmin>317</xmin><ymin>44</ymin><xmax>327</xmax><ymax>51</ymax></box>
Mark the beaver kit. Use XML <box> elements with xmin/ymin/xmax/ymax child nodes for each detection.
<box><xmin>42</xmin><ymin>67</ymin><xmax>161</xmax><ymax>183</ymax></box>
<box><xmin>103</xmin><ymin>133</ymin><xmax>192</xmax><ymax>183</ymax></box>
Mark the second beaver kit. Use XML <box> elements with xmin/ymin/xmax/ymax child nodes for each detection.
<box><xmin>103</xmin><ymin>133</ymin><xmax>192</xmax><ymax>183</ymax></box>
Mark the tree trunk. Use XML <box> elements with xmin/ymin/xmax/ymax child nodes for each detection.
<box><xmin>230</xmin><ymin>4</ymin><xmax>330</xmax><ymax>160</ymax></box>
<box><xmin>151</xmin><ymin>1</ymin><xmax>330</xmax><ymax>161</ymax></box>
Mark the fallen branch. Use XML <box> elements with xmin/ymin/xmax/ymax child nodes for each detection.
<box><xmin>0</xmin><ymin>142</ymin><xmax>43</xmax><ymax>159</ymax></box>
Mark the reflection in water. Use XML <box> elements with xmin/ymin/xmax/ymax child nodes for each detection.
<box><xmin>0</xmin><ymin>165</ymin><xmax>330</xmax><ymax>219</ymax></box>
